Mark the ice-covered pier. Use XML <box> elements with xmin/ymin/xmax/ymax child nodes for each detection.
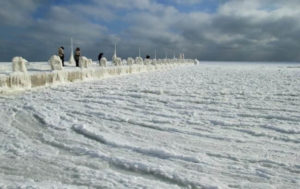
<box><xmin>0</xmin><ymin>58</ymin><xmax>196</xmax><ymax>93</ymax></box>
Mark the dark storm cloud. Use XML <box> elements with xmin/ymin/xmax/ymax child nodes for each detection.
<box><xmin>1</xmin><ymin>0</ymin><xmax>300</xmax><ymax>62</ymax></box>
<box><xmin>169</xmin><ymin>0</ymin><xmax>300</xmax><ymax>61</ymax></box>
<box><xmin>0</xmin><ymin>0</ymin><xmax>38</xmax><ymax>26</ymax></box>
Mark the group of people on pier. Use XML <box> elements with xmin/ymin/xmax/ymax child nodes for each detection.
<box><xmin>58</xmin><ymin>46</ymin><xmax>82</xmax><ymax>67</ymax></box>
<box><xmin>58</xmin><ymin>46</ymin><xmax>152</xmax><ymax>67</ymax></box>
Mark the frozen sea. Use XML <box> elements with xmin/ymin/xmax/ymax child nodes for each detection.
<box><xmin>0</xmin><ymin>62</ymin><xmax>299</xmax><ymax>188</ymax></box>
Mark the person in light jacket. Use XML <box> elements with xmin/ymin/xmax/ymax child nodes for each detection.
<box><xmin>74</xmin><ymin>47</ymin><xmax>81</xmax><ymax>67</ymax></box>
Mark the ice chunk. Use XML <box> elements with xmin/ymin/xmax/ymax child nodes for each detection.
<box><xmin>48</xmin><ymin>55</ymin><xmax>63</xmax><ymax>71</ymax></box>
<box><xmin>135</xmin><ymin>57</ymin><xmax>143</xmax><ymax>65</ymax></box>
<box><xmin>79</xmin><ymin>56</ymin><xmax>89</xmax><ymax>68</ymax></box>
<box><xmin>144</xmin><ymin>59</ymin><xmax>151</xmax><ymax>65</ymax></box>
<box><xmin>127</xmin><ymin>57</ymin><xmax>134</xmax><ymax>65</ymax></box>
<box><xmin>100</xmin><ymin>57</ymin><xmax>107</xmax><ymax>67</ymax></box>
<box><xmin>12</xmin><ymin>56</ymin><xmax>28</xmax><ymax>73</ymax></box>
<box><xmin>113</xmin><ymin>57</ymin><xmax>122</xmax><ymax>66</ymax></box>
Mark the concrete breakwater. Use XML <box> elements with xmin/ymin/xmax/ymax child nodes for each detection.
<box><xmin>0</xmin><ymin>61</ymin><xmax>194</xmax><ymax>94</ymax></box>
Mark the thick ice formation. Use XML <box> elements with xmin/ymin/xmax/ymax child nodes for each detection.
<box><xmin>69</xmin><ymin>53</ymin><xmax>76</xmax><ymax>65</ymax></box>
<box><xmin>7</xmin><ymin>72</ymin><xmax>31</xmax><ymax>89</ymax></box>
<box><xmin>113</xmin><ymin>57</ymin><xmax>122</xmax><ymax>66</ymax></box>
<box><xmin>100</xmin><ymin>57</ymin><xmax>107</xmax><ymax>67</ymax></box>
<box><xmin>112</xmin><ymin>42</ymin><xmax>122</xmax><ymax>66</ymax></box>
<box><xmin>69</xmin><ymin>38</ymin><xmax>76</xmax><ymax>65</ymax></box>
<box><xmin>79</xmin><ymin>56</ymin><xmax>90</xmax><ymax>68</ymax></box>
<box><xmin>88</xmin><ymin>58</ymin><xmax>93</xmax><ymax>65</ymax></box>
<box><xmin>48</xmin><ymin>55</ymin><xmax>63</xmax><ymax>71</ymax></box>
<box><xmin>12</xmin><ymin>57</ymin><xmax>28</xmax><ymax>72</ymax></box>
<box><xmin>135</xmin><ymin>57</ymin><xmax>143</xmax><ymax>65</ymax></box>
<box><xmin>144</xmin><ymin>59</ymin><xmax>151</xmax><ymax>65</ymax></box>
<box><xmin>112</xmin><ymin>51</ymin><xmax>122</xmax><ymax>66</ymax></box>
<box><xmin>151</xmin><ymin>59</ymin><xmax>157</xmax><ymax>65</ymax></box>
<box><xmin>127</xmin><ymin>57</ymin><xmax>134</xmax><ymax>65</ymax></box>
<box><xmin>0</xmin><ymin>59</ymin><xmax>194</xmax><ymax>93</ymax></box>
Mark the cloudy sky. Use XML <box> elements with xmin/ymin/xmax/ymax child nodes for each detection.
<box><xmin>1</xmin><ymin>0</ymin><xmax>300</xmax><ymax>62</ymax></box>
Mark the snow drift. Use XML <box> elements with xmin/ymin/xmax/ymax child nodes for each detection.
<box><xmin>0</xmin><ymin>62</ymin><xmax>299</xmax><ymax>188</ymax></box>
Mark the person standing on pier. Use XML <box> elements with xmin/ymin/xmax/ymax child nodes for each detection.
<box><xmin>74</xmin><ymin>47</ymin><xmax>81</xmax><ymax>67</ymax></box>
<box><xmin>98</xmin><ymin>52</ymin><xmax>103</xmax><ymax>64</ymax></box>
<box><xmin>58</xmin><ymin>46</ymin><xmax>65</xmax><ymax>66</ymax></box>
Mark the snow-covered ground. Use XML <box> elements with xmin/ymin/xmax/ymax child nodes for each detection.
<box><xmin>0</xmin><ymin>62</ymin><xmax>299</xmax><ymax>188</ymax></box>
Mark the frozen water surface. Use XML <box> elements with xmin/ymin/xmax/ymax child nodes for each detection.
<box><xmin>0</xmin><ymin>62</ymin><xmax>299</xmax><ymax>188</ymax></box>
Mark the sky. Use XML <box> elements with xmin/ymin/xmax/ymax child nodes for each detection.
<box><xmin>1</xmin><ymin>0</ymin><xmax>300</xmax><ymax>62</ymax></box>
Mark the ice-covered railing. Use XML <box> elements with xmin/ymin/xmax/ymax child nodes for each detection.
<box><xmin>0</xmin><ymin>56</ymin><xmax>197</xmax><ymax>93</ymax></box>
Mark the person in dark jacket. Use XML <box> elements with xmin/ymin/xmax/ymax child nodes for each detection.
<box><xmin>98</xmin><ymin>52</ymin><xmax>103</xmax><ymax>64</ymax></box>
<box><xmin>146</xmin><ymin>55</ymin><xmax>150</xmax><ymax>59</ymax></box>
<box><xmin>58</xmin><ymin>46</ymin><xmax>65</xmax><ymax>66</ymax></box>
<box><xmin>74</xmin><ymin>47</ymin><xmax>80</xmax><ymax>67</ymax></box>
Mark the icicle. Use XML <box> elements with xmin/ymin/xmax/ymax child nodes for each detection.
<box><xmin>139</xmin><ymin>48</ymin><xmax>141</xmax><ymax>58</ymax></box>
<box><xmin>112</xmin><ymin>42</ymin><xmax>117</xmax><ymax>61</ymax></box>
<box><xmin>69</xmin><ymin>38</ymin><xmax>75</xmax><ymax>65</ymax></box>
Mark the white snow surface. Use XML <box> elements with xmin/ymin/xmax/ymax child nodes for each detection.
<box><xmin>0</xmin><ymin>62</ymin><xmax>299</xmax><ymax>188</ymax></box>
